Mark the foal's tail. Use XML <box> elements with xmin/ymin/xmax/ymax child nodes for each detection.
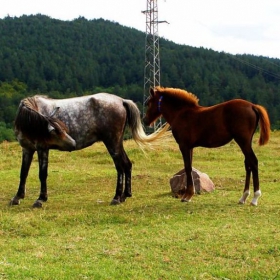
<box><xmin>254</xmin><ymin>104</ymin><xmax>270</xmax><ymax>145</ymax></box>
<box><xmin>123</xmin><ymin>99</ymin><xmax>171</xmax><ymax>149</ymax></box>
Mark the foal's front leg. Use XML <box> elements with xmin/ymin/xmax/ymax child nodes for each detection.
<box><xmin>180</xmin><ymin>147</ymin><xmax>195</xmax><ymax>202</ymax></box>
<box><xmin>10</xmin><ymin>148</ymin><xmax>35</xmax><ymax>205</ymax></box>
<box><xmin>33</xmin><ymin>148</ymin><xmax>49</xmax><ymax>208</ymax></box>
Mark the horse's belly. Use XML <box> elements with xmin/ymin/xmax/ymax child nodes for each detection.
<box><xmin>196</xmin><ymin>133</ymin><xmax>232</xmax><ymax>148</ymax></box>
<box><xmin>69</xmin><ymin>132</ymin><xmax>99</xmax><ymax>150</ymax></box>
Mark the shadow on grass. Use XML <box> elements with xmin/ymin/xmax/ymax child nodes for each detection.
<box><xmin>154</xmin><ymin>191</ymin><xmax>172</xmax><ymax>198</ymax></box>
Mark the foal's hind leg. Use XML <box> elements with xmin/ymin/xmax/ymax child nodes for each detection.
<box><xmin>239</xmin><ymin>146</ymin><xmax>261</xmax><ymax>206</ymax></box>
<box><xmin>250</xmin><ymin>152</ymin><xmax>261</xmax><ymax>206</ymax></box>
<box><xmin>239</xmin><ymin>158</ymin><xmax>251</xmax><ymax>204</ymax></box>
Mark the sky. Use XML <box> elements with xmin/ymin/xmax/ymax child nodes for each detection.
<box><xmin>1</xmin><ymin>0</ymin><xmax>280</xmax><ymax>59</ymax></box>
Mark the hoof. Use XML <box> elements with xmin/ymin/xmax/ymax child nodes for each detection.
<box><xmin>239</xmin><ymin>190</ymin><xmax>250</xmax><ymax>205</ymax></box>
<box><xmin>110</xmin><ymin>199</ymin><xmax>121</xmax><ymax>205</ymax></box>
<box><xmin>33</xmin><ymin>200</ymin><xmax>43</xmax><ymax>208</ymax></box>
<box><xmin>10</xmin><ymin>197</ymin><xmax>20</xmax><ymax>206</ymax></box>
<box><xmin>250</xmin><ymin>190</ymin><xmax>261</xmax><ymax>206</ymax></box>
<box><xmin>181</xmin><ymin>198</ymin><xmax>192</xmax><ymax>203</ymax></box>
<box><xmin>181</xmin><ymin>193</ymin><xmax>193</xmax><ymax>202</ymax></box>
<box><xmin>250</xmin><ymin>202</ymin><xmax>258</xmax><ymax>206</ymax></box>
<box><xmin>120</xmin><ymin>194</ymin><xmax>129</xmax><ymax>203</ymax></box>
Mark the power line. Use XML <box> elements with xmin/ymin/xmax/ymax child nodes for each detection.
<box><xmin>233</xmin><ymin>55</ymin><xmax>280</xmax><ymax>80</ymax></box>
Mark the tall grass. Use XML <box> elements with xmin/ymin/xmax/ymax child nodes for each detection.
<box><xmin>0</xmin><ymin>132</ymin><xmax>280</xmax><ymax>279</ymax></box>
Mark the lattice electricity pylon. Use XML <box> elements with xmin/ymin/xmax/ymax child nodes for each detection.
<box><xmin>142</xmin><ymin>0</ymin><xmax>168</xmax><ymax>131</ymax></box>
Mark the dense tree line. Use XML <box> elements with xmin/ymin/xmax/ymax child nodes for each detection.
<box><xmin>0</xmin><ymin>14</ymin><xmax>280</xmax><ymax>142</ymax></box>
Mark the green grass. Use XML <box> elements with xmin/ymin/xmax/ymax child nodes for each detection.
<box><xmin>0</xmin><ymin>132</ymin><xmax>280</xmax><ymax>279</ymax></box>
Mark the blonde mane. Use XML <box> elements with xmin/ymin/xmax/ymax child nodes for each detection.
<box><xmin>155</xmin><ymin>86</ymin><xmax>199</xmax><ymax>106</ymax></box>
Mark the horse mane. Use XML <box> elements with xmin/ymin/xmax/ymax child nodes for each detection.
<box><xmin>15</xmin><ymin>96</ymin><xmax>68</xmax><ymax>142</ymax></box>
<box><xmin>155</xmin><ymin>86</ymin><xmax>199</xmax><ymax>106</ymax></box>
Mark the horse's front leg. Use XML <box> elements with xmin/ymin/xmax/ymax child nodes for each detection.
<box><xmin>33</xmin><ymin>148</ymin><xmax>49</xmax><ymax>208</ymax></box>
<box><xmin>10</xmin><ymin>148</ymin><xmax>35</xmax><ymax>205</ymax></box>
<box><xmin>180</xmin><ymin>147</ymin><xmax>195</xmax><ymax>202</ymax></box>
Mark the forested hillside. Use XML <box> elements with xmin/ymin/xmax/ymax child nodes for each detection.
<box><xmin>0</xmin><ymin>14</ymin><xmax>280</xmax><ymax>141</ymax></box>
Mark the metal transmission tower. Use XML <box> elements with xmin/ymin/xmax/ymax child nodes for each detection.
<box><xmin>142</xmin><ymin>0</ymin><xmax>167</xmax><ymax>130</ymax></box>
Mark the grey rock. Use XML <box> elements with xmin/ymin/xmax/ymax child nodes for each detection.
<box><xmin>170</xmin><ymin>168</ymin><xmax>215</xmax><ymax>196</ymax></box>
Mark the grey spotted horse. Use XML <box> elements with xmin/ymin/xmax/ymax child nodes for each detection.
<box><xmin>11</xmin><ymin>93</ymin><xmax>170</xmax><ymax>207</ymax></box>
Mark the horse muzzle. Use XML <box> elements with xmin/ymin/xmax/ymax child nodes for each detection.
<box><xmin>64</xmin><ymin>137</ymin><xmax>76</xmax><ymax>151</ymax></box>
<box><xmin>143</xmin><ymin>116</ymin><xmax>151</xmax><ymax>126</ymax></box>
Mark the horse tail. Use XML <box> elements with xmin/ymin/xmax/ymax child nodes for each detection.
<box><xmin>254</xmin><ymin>104</ymin><xmax>270</xmax><ymax>146</ymax></box>
<box><xmin>123</xmin><ymin>99</ymin><xmax>171</xmax><ymax>149</ymax></box>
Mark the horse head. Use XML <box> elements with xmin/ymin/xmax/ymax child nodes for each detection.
<box><xmin>46</xmin><ymin>118</ymin><xmax>76</xmax><ymax>151</ymax></box>
<box><xmin>15</xmin><ymin>100</ymin><xmax>76</xmax><ymax>151</ymax></box>
<box><xmin>45</xmin><ymin>107</ymin><xmax>76</xmax><ymax>151</ymax></box>
<box><xmin>143</xmin><ymin>87</ymin><xmax>162</xmax><ymax>126</ymax></box>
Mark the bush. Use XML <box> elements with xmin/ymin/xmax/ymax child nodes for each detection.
<box><xmin>0</xmin><ymin>122</ymin><xmax>16</xmax><ymax>142</ymax></box>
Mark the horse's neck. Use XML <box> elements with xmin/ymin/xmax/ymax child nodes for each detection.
<box><xmin>160</xmin><ymin>98</ymin><xmax>181</xmax><ymax>123</ymax></box>
<box><xmin>161</xmin><ymin>96</ymin><xmax>196</xmax><ymax>124</ymax></box>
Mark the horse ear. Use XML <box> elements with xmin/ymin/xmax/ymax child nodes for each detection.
<box><xmin>48</xmin><ymin>124</ymin><xmax>55</xmax><ymax>132</ymax></box>
<box><xmin>149</xmin><ymin>87</ymin><xmax>155</xmax><ymax>96</ymax></box>
<box><xmin>50</xmin><ymin>107</ymin><xmax>60</xmax><ymax>118</ymax></box>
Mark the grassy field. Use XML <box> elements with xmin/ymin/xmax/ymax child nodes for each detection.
<box><xmin>0</xmin><ymin>131</ymin><xmax>280</xmax><ymax>279</ymax></box>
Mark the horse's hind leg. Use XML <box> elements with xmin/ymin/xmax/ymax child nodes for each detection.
<box><xmin>110</xmin><ymin>149</ymin><xmax>132</xmax><ymax>205</ymax></box>
<box><xmin>110</xmin><ymin>169</ymin><xmax>124</xmax><ymax>205</ymax></box>
<box><xmin>239</xmin><ymin>158</ymin><xmax>251</xmax><ymax>204</ymax></box>
<box><xmin>239</xmin><ymin>146</ymin><xmax>260</xmax><ymax>206</ymax></box>
<box><xmin>250</xmin><ymin>152</ymin><xmax>261</xmax><ymax>206</ymax></box>
<box><xmin>112</xmin><ymin>151</ymin><xmax>132</xmax><ymax>205</ymax></box>
<box><xmin>105</xmin><ymin>142</ymin><xmax>130</xmax><ymax>205</ymax></box>
<box><xmin>10</xmin><ymin>148</ymin><xmax>35</xmax><ymax>205</ymax></box>
<box><xmin>121</xmin><ymin>150</ymin><xmax>132</xmax><ymax>202</ymax></box>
